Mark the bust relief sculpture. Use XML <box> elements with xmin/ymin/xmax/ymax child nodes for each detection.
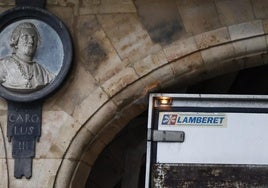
<box><xmin>0</xmin><ymin>22</ymin><xmax>55</xmax><ymax>92</ymax></box>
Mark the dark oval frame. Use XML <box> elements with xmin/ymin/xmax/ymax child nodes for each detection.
<box><xmin>0</xmin><ymin>6</ymin><xmax>72</xmax><ymax>102</ymax></box>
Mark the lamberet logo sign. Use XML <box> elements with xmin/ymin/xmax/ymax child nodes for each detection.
<box><xmin>161</xmin><ymin>114</ymin><xmax>178</xmax><ymax>125</ymax></box>
<box><xmin>160</xmin><ymin>112</ymin><xmax>227</xmax><ymax>127</ymax></box>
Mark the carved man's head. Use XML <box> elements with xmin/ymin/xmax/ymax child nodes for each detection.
<box><xmin>10</xmin><ymin>22</ymin><xmax>40</xmax><ymax>57</ymax></box>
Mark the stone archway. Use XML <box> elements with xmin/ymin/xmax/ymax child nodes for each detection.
<box><xmin>86</xmin><ymin>62</ymin><xmax>268</xmax><ymax>188</ymax></box>
<box><xmin>54</xmin><ymin>22</ymin><xmax>268</xmax><ymax>187</ymax></box>
<box><xmin>1</xmin><ymin>1</ymin><xmax>268</xmax><ymax>188</ymax></box>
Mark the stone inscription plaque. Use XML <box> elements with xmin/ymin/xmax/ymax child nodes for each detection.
<box><xmin>8</xmin><ymin>101</ymin><xmax>41</xmax><ymax>178</ymax></box>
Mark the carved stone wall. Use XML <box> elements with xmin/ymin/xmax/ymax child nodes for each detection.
<box><xmin>0</xmin><ymin>0</ymin><xmax>267</xmax><ymax>187</ymax></box>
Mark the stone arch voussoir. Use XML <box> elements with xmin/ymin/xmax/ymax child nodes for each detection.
<box><xmin>54</xmin><ymin>20</ymin><xmax>268</xmax><ymax>188</ymax></box>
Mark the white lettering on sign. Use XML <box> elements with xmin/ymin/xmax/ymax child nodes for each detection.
<box><xmin>18</xmin><ymin>140</ymin><xmax>29</xmax><ymax>151</ymax></box>
<box><xmin>14</xmin><ymin>126</ymin><xmax>34</xmax><ymax>136</ymax></box>
<box><xmin>8</xmin><ymin>113</ymin><xmax>40</xmax><ymax>123</ymax></box>
<box><xmin>159</xmin><ymin>112</ymin><xmax>227</xmax><ymax>127</ymax></box>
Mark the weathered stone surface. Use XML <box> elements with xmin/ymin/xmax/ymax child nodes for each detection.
<box><xmin>116</xmin><ymin>102</ymin><xmax>147</xmax><ymax>131</ymax></box>
<box><xmin>140</xmin><ymin>64</ymin><xmax>175</xmax><ymax>91</ymax></box>
<box><xmin>80</xmin><ymin>0</ymin><xmax>136</xmax><ymax>14</ymax></box>
<box><xmin>201</xmin><ymin>44</ymin><xmax>235</xmax><ymax>70</ymax></box>
<box><xmin>232</xmin><ymin>37</ymin><xmax>267</xmax><ymax>57</ymax></box>
<box><xmin>228</xmin><ymin>21</ymin><xmax>266</xmax><ymax>56</ymax></box>
<box><xmin>201</xmin><ymin>44</ymin><xmax>247</xmax><ymax>78</ymax></box>
<box><xmin>215</xmin><ymin>0</ymin><xmax>254</xmax><ymax>25</ymax></box>
<box><xmin>0</xmin><ymin>113</ymin><xmax>11</xmax><ymax>159</ymax></box>
<box><xmin>98</xmin><ymin>124</ymin><xmax>121</xmax><ymax>145</ymax></box>
<box><xmin>112</xmin><ymin>79</ymin><xmax>146</xmax><ymax>109</ymax></box>
<box><xmin>48</xmin><ymin>7</ymin><xmax>74</xmax><ymax>33</ymax></box>
<box><xmin>85</xmin><ymin>100</ymin><xmax>117</xmax><ymax>135</ymax></box>
<box><xmin>98</xmin><ymin>14</ymin><xmax>161</xmax><ymax>63</ymax></box>
<box><xmin>8</xmin><ymin>159</ymin><xmax>61</xmax><ymax>188</ymax></box>
<box><xmin>0</xmin><ymin>122</ymin><xmax>6</xmax><ymax>158</ymax></box>
<box><xmin>252</xmin><ymin>0</ymin><xmax>268</xmax><ymax>19</ymax></box>
<box><xmin>266</xmin><ymin>36</ymin><xmax>268</xmax><ymax>51</ymax></box>
<box><xmin>70</xmin><ymin>161</ymin><xmax>91</xmax><ymax>188</ymax></box>
<box><xmin>54</xmin><ymin>159</ymin><xmax>78</xmax><ymax>188</ymax></box>
<box><xmin>80</xmin><ymin>31</ymin><xmax>108</xmax><ymax>71</ymax></box>
<box><xmin>95</xmin><ymin>103</ymin><xmax>145</xmax><ymax>147</ymax></box>
<box><xmin>166</xmin><ymin>52</ymin><xmax>205</xmax><ymax>90</ymax></box>
<box><xmin>0</xmin><ymin>6</ymin><xmax>12</xmax><ymax>12</ymax></box>
<box><xmin>36</xmin><ymin>111</ymin><xmax>78</xmax><ymax>158</ymax></box>
<box><xmin>132</xmin><ymin>50</ymin><xmax>168</xmax><ymax>77</ymax></box>
<box><xmin>0</xmin><ymin>159</ymin><xmax>8</xmax><ymax>188</ymax></box>
<box><xmin>65</xmin><ymin>127</ymin><xmax>93</xmax><ymax>160</ymax></box>
<box><xmin>264</xmin><ymin>20</ymin><xmax>268</xmax><ymax>50</ymax></box>
<box><xmin>165</xmin><ymin>64</ymin><xmax>207</xmax><ymax>90</ymax></box>
<box><xmin>1</xmin><ymin>1</ymin><xmax>268</xmax><ymax>188</ymax></box>
<box><xmin>163</xmin><ymin>37</ymin><xmax>198</xmax><ymax>62</ymax></box>
<box><xmin>76</xmin><ymin>15</ymin><xmax>101</xmax><ymax>50</ymax></box>
<box><xmin>204</xmin><ymin>59</ymin><xmax>243</xmax><ymax>80</ymax></box>
<box><xmin>0</xmin><ymin>0</ymin><xmax>14</xmax><ymax>5</ymax></box>
<box><xmin>264</xmin><ymin>19</ymin><xmax>268</xmax><ymax>33</ymax></box>
<box><xmin>81</xmin><ymin>139</ymin><xmax>106</xmax><ymax>166</ymax></box>
<box><xmin>80</xmin><ymin>31</ymin><xmax>106</xmax><ymax>70</ymax></box>
<box><xmin>240</xmin><ymin>53</ymin><xmax>265</xmax><ymax>70</ymax></box>
<box><xmin>102</xmin><ymin>67</ymin><xmax>139</xmax><ymax>97</ymax></box>
<box><xmin>47</xmin><ymin>0</ymin><xmax>78</xmax><ymax>7</ymax></box>
<box><xmin>170</xmin><ymin>52</ymin><xmax>204</xmax><ymax>78</ymax></box>
<box><xmin>177</xmin><ymin>0</ymin><xmax>221</xmax><ymax>34</ymax></box>
<box><xmin>0</xmin><ymin>98</ymin><xmax>6</xmax><ymax>111</ymax></box>
<box><xmin>54</xmin><ymin>64</ymin><xmax>98</xmax><ymax>117</ymax></box>
<box><xmin>73</xmin><ymin>87</ymin><xmax>109</xmax><ymax>125</ymax></box>
<box><xmin>134</xmin><ymin>0</ymin><xmax>187</xmax><ymax>45</ymax></box>
<box><xmin>80</xmin><ymin>28</ymin><xmax>124</xmax><ymax>85</ymax></box>
<box><xmin>77</xmin><ymin>15</ymin><xmax>125</xmax><ymax>84</ymax></box>
<box><xmin>228</xmin><ymin>21</ymin><xmax>264</xmax><ymax>41</ymax></box>
<box><xmin>263</xmin><ymin>53</ymin><xmax>268</xmax><ymax>65</ymax></box>
<box><xmin>195</xmin><ymin>27</ymin><xmax>230</xmax><ymax>49</ymax></box>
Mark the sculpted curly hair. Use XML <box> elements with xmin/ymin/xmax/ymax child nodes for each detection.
<box><xmin>10</xmin><ymin>22</ymin><xmax>40</xmax><ymax>50</ymax></box>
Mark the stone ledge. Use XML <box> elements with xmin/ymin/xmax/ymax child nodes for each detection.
<box><xmin>132</xmin><ymin>50</ymin><xmax>168</xmax><ymax>77</ymax></box>
<box><xmin>232</xmin><ymin>36</ymin><xmax>267</xmax><ymax>57</ymax></box>
<box><xmin>111</xmin><ymin>79</ymin><xmax>146</xmax><ymax>108</ymax></box>
<box><xmin>101</xmin><ymin>67</ymin><xmax>139</xmax><ymax>97</ymax></box>
<box><xmin>228</xmin><ymin>20</ymin><xmax>264</xmax><ymax>40</ymax></box>
<box><xmin>195</xmin><ymin>27</ymin><xmax>230</xmax><ymax>49</ymax></box>
<box><xmin>170</xmin><ymin>52</ymin><xmax>204</xmax><ymax>78</ymax></box>
<box><xmin>164</xmin><ymin>36</ymin><xmax>198</xmax><ymax>62</ymax></box>
<box><xmin>201</xmin><ymin>43</ymin><xmax>235</xmax><ymax>68</ymax></box>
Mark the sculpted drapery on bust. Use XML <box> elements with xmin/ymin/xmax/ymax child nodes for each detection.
<box><xmin>0</xmin><ymin>22</ymin><xmax>55</xmax><ymax>93</ymax></box>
